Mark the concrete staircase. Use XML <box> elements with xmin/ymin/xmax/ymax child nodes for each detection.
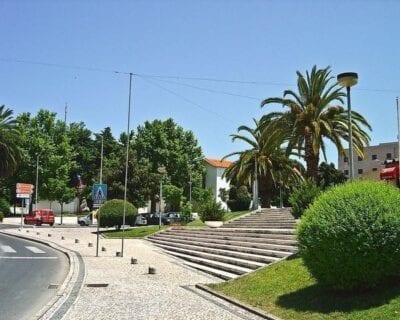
<box><xmin>147</xmin><ymin>208</ymin><xmax>298</xmax><ymax>280</ymax></box>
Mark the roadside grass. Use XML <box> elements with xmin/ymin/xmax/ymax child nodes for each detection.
<box><xmin>185</xmin><ymin>210</ymin><xmax>250</xmax><ymax>227</ymax></box>
<box><xmin>210</xmin><ymin>256</ymin><xmax>400</xmax><ymax>320</ymax></box>
<box><xmin>102</xmin><ymin>225</ymin><xmax>166</xmax><ymax>238</ymax></box>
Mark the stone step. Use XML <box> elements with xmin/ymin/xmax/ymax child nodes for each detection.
<box><xmin>156</xmin><ymin>232</ymin><xmax>298</xmax><ymax>246</ymax></box>
<box><xmin>223</xmin><ymin>225</ymin><xmax>295</xmax><ymax>229</ymax></box>
<box><xmin>183</xmin><ymin>261</ymin><xmax>239</xmax><ymax>280</ymax></box>
<box><xmin>149</xmin><ymin>238</ymin><xmax>284</xmax><ymax>262</ymax></box>
<box><xmin>153</xmin><ymin>244</ymin><xmax>255</xmax><ymax>275</ymax></box>
<box><xmin>150</xmin><ymin>233</ymin><xmax>298</xmax><ymax>251</ymax></box>
<box><xmin>170</xmin><ymin>228</ymin><xmax>296</xmax><ymax>236</ymax></box>
<box><xmin>149</xmin><ymin>236</ymin><xmax>291</xmax><ymax>259</ymax></box>
<box><xmin>225</xmin><ymin>222</ymin><xmax>296</xmax><ymax>226</ymax></box>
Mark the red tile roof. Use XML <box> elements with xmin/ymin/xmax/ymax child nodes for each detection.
<box><xmin>204</xmin><ymin>158</ymin><xmax>233</xmax><ymax>169</ymax></box>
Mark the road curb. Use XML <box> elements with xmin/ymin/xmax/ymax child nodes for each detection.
<box><xmin>0</xmin><ymin>230</ymin><xmax>86</xmax><ymax>320</ymax></box>
<box><xmin>195</xmin><ymin>283</ymin><xmax>282</xmax><ymax>320</ymax></box>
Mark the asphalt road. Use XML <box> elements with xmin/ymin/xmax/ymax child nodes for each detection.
<box><xmin>0</xmin><ymin>232</ymin><xmax>69</xmax><ymax>320</ymax></box>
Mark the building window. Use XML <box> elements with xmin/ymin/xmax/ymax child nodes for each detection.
<box><xmin>358</xmin><ymin>156</ymin><xmax>363</xmax><ymax>161</ymax></box>
<box><xmin>372</xmin><ymin>154</ymin><xmax>377</xmax><ymax>160</ymax></box>
<box><xmin>344</xmin><ymin>170</ymin><xmax>349</xmax><ymax>175</ymax></box>
<box><xmin>372</xmin><ymin>168</ymin><xmax>378</xmax><ymax>171</ymax></box>
<box><xmin>387</xmin><ymin>153</ymin><xmax>392</xmax><ymax>159</ymax></box>
<box><xmin>344</xmin><ymin>156</ymin><xmax>348</xmax><ymax>163</ymax></box>
<box><xmin>358</xmin><ymin>169</ymin><xmax>363</xmax><ymax>174</ymax></box>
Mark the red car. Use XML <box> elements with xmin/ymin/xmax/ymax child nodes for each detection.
<box><xmin>24</xmin><ymin>209</ymin><xmax>55</xmax><ymax>226</ymax></box>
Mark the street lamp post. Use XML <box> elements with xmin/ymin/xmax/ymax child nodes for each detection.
<box><xmin>252</xmin><ymin>153</ymin><xmax>258</xmax><ymax>211</ymax></box>
<box><xmin>337</xmin><ymin>72</ymin><xmax>358</xmax><ymax>181</ymax></box>
<box><xmin>158</xmin><ymin>166</ymin><xmax>166</xmax><ymax>229</ymax></box>
<box><xmin>35</xmin><ymin>154</ymin><xmax>39</xmax><ymax>210</ymax></box>
<box><xmin>94</xmin><ymin>132</ymin><xmax>104</xmax><ymax>258</ymax></box>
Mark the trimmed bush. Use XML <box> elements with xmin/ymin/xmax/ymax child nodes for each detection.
<box><xmin>0</xmin><ymin>198</ymin><xmax>10</xmax><ymax>217</ymax></box>
<box><xmin>199</xmin><ymin>200</ymin><xmax>224</xmax><ymax>222</ymax></box>
<box><xmin>98</xmin><ymin>199</ymin><xmax>137</xmax><ymax>230</ymax></box>
<box><xmin>289</xmin><ymin>179</ymin><xmax>321</xmax><ymax>218</ymax></box>
<box><xmin>297</xmin><ymin>180</ymin><xmax>400</xmax><ymax>290</ymax></box>
<box><xmin>227</xmin><ymin>186</ymin><xmax>251</xmax><ymax>212</ymax></box>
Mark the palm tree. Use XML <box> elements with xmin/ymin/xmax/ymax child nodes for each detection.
<box><xmin>261</xmin><ymin>66</ymin><xmax>371</xmax><ymax>180</ymax></box>
<box><xmin>0</xmin><ymin>105</ymin><xmax>21</xmax><ymax>178</ymax></box>
<box><xmin>223</xmin><ymin>119</ymin><xmax>302</xmax><ymax>208</ymax></box>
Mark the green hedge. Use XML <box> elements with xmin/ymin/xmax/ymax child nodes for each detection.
<box><xmin>297</xmin><ymin>180</ymin><xmax>400</xmax><ymax>290</ymax></box>
<box><xmin>289</xmin><ymin>179</ymin><xmax>321</xmax><ymax>218</ymax></box>
<box><xmin>227</xmin><ymin>186</ymin><xmax>251</xmax><ymax>212</ymax></box>
<box><xmin>98</xmin><ymin>199</ymin><xmax>137</xmax><ymax>230</ymax></box>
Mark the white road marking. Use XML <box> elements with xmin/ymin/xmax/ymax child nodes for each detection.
<box><xmin>0</xmin><ymin>256</ymin><xmax>58</xmax><ymax>260</ymax></box>
<box><xmin>0</xmin><ymin>245</ymin><xmax>16</xmax><ymax>253</ymax></box>
<box><xmin>25</xmin><ymin>246</ymin><xmax>46</xmax><ymax>254</ymax></box>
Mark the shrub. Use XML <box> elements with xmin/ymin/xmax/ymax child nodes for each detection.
<box><xmin>297</xmin><ymin>180</ymin><xmax>400</xmax><ymax>290</ymax></box>
<box><xmin>191</xmin><ymin>187</ymin><xmax>213</xmax><ymax>212</ymax></box>
<box><xmin>199</xmin><ymin>200</ymin><xmax>224</xmax><ymax>222</ymax></box>
<box><xmin>227</xmin><ymin>186</ymin><xmax>251</xmax><ymax>212</ymax></box>
<box><xmin>180</xmin><ymin>202</ymin><xmax>192</xmax><ymax>222</ymax></box>
<box><xmin>289</xmin><ymin>179</ymin><xmax>322</xmax><ymax>218</ymax></box>
<box><xmin>0</xmin><ymin>211</ymin><xmax>3</xmax><ymax>222</ymax></box>
<box><xmin>98</xmin><ymin>199</ymin><xmax>137</xmax><ymax>230</ymax></box>
<box><xmin>0</xmin><ymin>198</ymin><xmax>10</xmax><ymax>216</ymax></box>
<box><xmin>162</xmin><ymin>184</ymin><xmax>183</xmax><ymax>212</ymax></box>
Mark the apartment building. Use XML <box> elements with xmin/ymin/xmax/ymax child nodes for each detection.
<box><xmin>338</xmin><ymin>142</ymin><xmax>398</xmax><ymax>179</ymax></box>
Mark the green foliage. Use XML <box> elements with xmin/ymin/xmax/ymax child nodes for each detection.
<box><xmin>162</xmin><ymin>184</ymin><xmax>183</xmax><ymax>212</ymax></box>
<box><xmin>0</xmin><ymin>197</ymin><xmax>10</xmax><ymax>216</ymax></box>
<box><xmin>218</xmin><ymin>188</ymin><xmax>229</xmax><ymax>202</ymax></box>
<box><xmin>191</xmin><ymin>187</ymin><xmax>213</xmax><ymax>212</ymax></box>
<box><xmin>98</xmin><ymin>199</ymin><xmax>137</xmax><ymax>230</ymax></box>
<box><xmin>289</xmin><ymin>180</ymin><xmax>322</xmax><ymax>218</ymax></box>
<box><xmin>180</xmin><ymin>201</ymin><xmax>192</xmax><ymax>222</ymax></box>
<box><xmin>297</xmin><ymin>180</ymin><xmax>400</xmax><ymax>290</ymax></box>
<box><xmin>317</xmin><ymin>162</ymin><xmax>347</xmax><ymax>189</ymax></box>
<box><xmin>199</xmin><ymin>200</ymin><xmax>225</xmax><ymax>222</ymax></box>
<box><xmin>227</xmin><ymin>185</ymin><xmax>251</xmax><ymax>212</ymax></box>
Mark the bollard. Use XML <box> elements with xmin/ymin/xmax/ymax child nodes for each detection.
<box><xmin>116</xmin><ymin>251</ymin><xmax>121</xmax><ymax>257</ymax></box>
<box><xmin>18</xmin><ymin>228</ymin><xmax>21</xmax><ymax>231</ymax></box>
<box><xmin>26</xmin><ymin>230</ymin><xmax>29</xmax><ymax>233</ymax></box>
<box><xmin>148</xmin><ymin>266</ymin><xmax>156</xmax><ymax>274</ymax></box>
<box><xmin>131</xmin><ymin>257</ymin><xmax>137</xmax><ymax>265</ymax></box>
<box><xmin>61</xmin><ymin>236</ymin><xmax>65</xmax><ymax>240</ymax></box>
<box><xmin>101</xmin><ymin>246</ymin><xmax>106</xmax><ymax>252</ymax></box>
<box><xmin>48</xmin><ymin>234</ymin><xmax>51</xmax><ymax>237</ymax></box>
<box><xmin>75</xmin><ymin>239</ymin><xmax>79</xmax><ymax>244</ymax></box>
<box><xmin>37</xmin><ymin>232</ymin><xmax>40</xmax><ymax>235</ymax></box>
<box><xmin>88</xmin><ymin>243</ymin><xmax>93</xmax><ymax>247</ymax></box>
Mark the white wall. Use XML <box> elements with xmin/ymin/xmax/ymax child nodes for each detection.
<box><xmin>204</xmin><ymin>165</ymin><xmax>230</xmax><ymax>211</ymax></box>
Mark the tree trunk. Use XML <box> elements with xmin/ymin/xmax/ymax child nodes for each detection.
<box><xmin>259</xmin><ymin>176</ymin><xmax>274</xmax><ymax>208</ymax></box>
<box><xmin>305</xmin><ymin>134</ymin><xmax>319</xmax><ymax>180</ymax></box>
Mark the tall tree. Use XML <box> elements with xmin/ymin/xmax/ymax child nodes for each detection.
<box><xmin>223</xmin><ymin>119</ymin><xmax>302</xmax><ymax>207</ymax></box>
<box><xmin>261</xmin><ymin>66</ymin><xmax>371</xmax><ymax>179</ymax></box>
<box><xmin>0</xmin><ymin>105</ymin><xmax>21</xmax><ymax>179</ymax></box>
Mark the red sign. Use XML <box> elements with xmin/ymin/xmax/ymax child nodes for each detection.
<box><xmin>16</xmin><ymin>183</ymin><xmax>34</xmax><ymax>194</ymax></box>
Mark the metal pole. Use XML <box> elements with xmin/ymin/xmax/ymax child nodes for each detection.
<box><xmin>252</xmin><ymin>155</ymin><xmax>258</xmax><ymax>210</ymax></box>
<box><xmin>96</xmin><ymin>135</ymin><xmax>104</xmax><ymax>258</ymax></box>
<box><xmin>189</xmin><ymin>171</ymin><xmax>192</xmax><ymax>219</ymax></box>
<box><xmin>397</xmin><ymin>97</ymin><xmax>400</xmax><ymax>187</ymax></box>
<box><xmin>347</xmin><ymin>86</ymin><xmax>354</xmax><ymax>180</ymax></box>
<box><xmin>35</xmin><ymin>154</ymin><xmax>39</xmax><ymax>210</ymax></box>
<box><xmin>121</xmin><ymin>73</ymin><xmax>132</xmax><ymax>258</ymax></box>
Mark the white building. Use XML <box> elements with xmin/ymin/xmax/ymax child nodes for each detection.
<box><xmin>204</xmin><ymin>158</ymin><xmax>232</xmax><ymax>210</ymax></box>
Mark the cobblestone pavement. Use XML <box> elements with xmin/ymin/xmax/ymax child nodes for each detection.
<box><xmin>3</xmin><ymin>225</ymin><xmax>265</xmax><ymax>320</ymax></box>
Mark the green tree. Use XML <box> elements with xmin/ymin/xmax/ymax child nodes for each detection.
<box><xmin>223</xmin><ymin>119</ymin><xmax>302</xmax><ymax>207</ymax></box>
<box><xmin>162</xmin><ymin>184</ymin><xmax>184</xmax><ymax>212</ymax></box>
<box><xmin>133</xmin><ymin>118</ymin><xmax>204</xmax><ymax>212</ymax></box>
<box><xmin>261</xmin><ymin>66</ymin><xmax>371</xmax><ymax>180</ymax></box>
<box><xmin>317</xmin><ymin>162</ymin><xmax>347</xmax><ymax>189</ymax></box>
<box><xmin>0</xmin><ymin>105</ymin><xmax>21</xmax><ymax>179</ymax></box>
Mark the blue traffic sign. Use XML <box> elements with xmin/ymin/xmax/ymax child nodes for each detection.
<box><xmin>93</xmin><ymin>184</ymin><xmax>107</xmax><ymax>207</ymax></box>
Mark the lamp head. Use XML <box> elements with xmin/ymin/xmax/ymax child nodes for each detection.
<box><xmin>337</xmin><ymin>72</ymin><xmax>358</xmax><ymax>88</ymax></box>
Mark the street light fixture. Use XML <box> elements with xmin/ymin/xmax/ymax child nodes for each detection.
<box><xmin>337</xmin><ymin>72</ymin><xmax>358</xmax><ymax>180</ymax></box>
<box><xmin>158</xmin><ymin>166</ymin><xmax>166</xmax><ymax>229</ymax></box>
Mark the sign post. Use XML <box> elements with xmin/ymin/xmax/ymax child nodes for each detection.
<box><xmin>16</xmin><ymin>183</ymin><xmax>34</xmax><ymax>229</ymax></box>
<box><xmin>93</xmin><ymin>184</ymin><xmax>107</xmax><ymax>257</ymax></box>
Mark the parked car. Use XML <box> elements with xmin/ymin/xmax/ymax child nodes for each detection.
<box><xmin>77</xmin><ymin>213</ymin><xmax>93</xmax><ymax>226</ymax></box>
<box><xmin>163</xmin><ymin>212</ymin><xmax>181</xmax><ymax>225</ymax></box>
<box><xmin>24</xmin><ymin>209</ymin><xmax>55</xmax><ymax>226</ymax></box>
<box><xmin>134</xmin><ymin>214</ymin><xmax>147</xmax><ymax>226</ymax></box>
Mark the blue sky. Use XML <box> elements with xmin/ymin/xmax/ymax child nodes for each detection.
<box><xmin>1</xmin><ymin>0</ymin><xmax>399</xmax><ymax>165</ymax></box>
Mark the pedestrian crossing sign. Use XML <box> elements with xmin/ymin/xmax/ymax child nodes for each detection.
<box><xmin>93</xmin><ymin>184</ymin><xmax>107</xmax><ymax>208</ymax></box>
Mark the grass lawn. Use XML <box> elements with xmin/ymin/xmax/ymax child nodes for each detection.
<box><xmin>185</xmin><ymin>210</ymin><xmax>250</xmax><ymax>227</ymax></box>
<box><xmin>102</xmin><ymin>225</ymin><xmax>166</xmax><ymax>238</ymax></box>
<box><xmin>210</xmin><ymin>256</ymin><xmax>400</xmax><ymax>320</ymax></box>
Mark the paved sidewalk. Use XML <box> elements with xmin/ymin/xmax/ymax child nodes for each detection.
<box><xmin>2</xmin><ymin>224</ymin><xmax>264</xmax><ymax>320</ymax></box>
